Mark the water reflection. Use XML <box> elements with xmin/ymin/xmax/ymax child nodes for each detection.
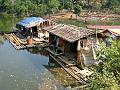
<box><xmin>0</xmin><ymin>14</ymin><xmax>69</xmax><ymax>90</ymax></box>
<box><xmin>0</xmin><ymin>14</ymin><xmax>19</xmax><ymax>33</ymax></box>
<box><xmin>0</xmin><ymin>39</ymin><xmax>65</xmax><ymax>90</ymax></box>
<box><xmin>0</xmin><ymin>36</ymin><xmax>4</xmax><ymax>47</ymax></box>
<box><xmin>44</xmin><ymin>55</ymin><xmax>81</xmax><ymax>88</ymax></box>
<box><xmin>26</xmin><ymin>47</ymin><xmax>49</xmax><ymax>56</ymax></box>
<box><xmin>0</xmin><ymin>36</ymin><xmax>81</xmax><ymax>89</ymax></box>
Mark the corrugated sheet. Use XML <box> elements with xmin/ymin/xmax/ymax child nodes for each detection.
<box><xmin>44</xmin><ymin>24</ymin><xmax>94</xmax><ymax>43</ymax></box>
<box><xmin>87</xmin><ymin>25</ymin><xmax>120</xmax><ymax>36</ymax></box>
<box><xmin>102</xmin><ymin>29</ymin><xmax>120</xmax><ymax>36</ymax></box>
<box><xmin>87</xmin><ymin>25</ymin><xmax>120</xmax><ymax>30</ymax></box>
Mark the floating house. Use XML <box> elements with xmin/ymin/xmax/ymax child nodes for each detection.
<box><xmin>44</xmin><ymin>24</ymin><xmax>97</xmax><ymax>67</ymax></box>
<box><xmin>5</xmin><ymin>17</ymin><xmax>53</xmax><ymax>50</ymax></box>
<box><xmin>16</xmin><ymin>17</ymin><xmax>51</xmax><ymax>41</ymax></box>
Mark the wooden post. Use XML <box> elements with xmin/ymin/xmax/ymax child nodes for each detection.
<box><xmin>92</xmin><ymin>44</ymin><xmax>97</xmax><ymax>62</ymax></box>
<box><xmin>95</xmin><ymin>28</ymin><xmax>100</xmax><ymax>45</ymax></box>
<box><xmin>77</xmin><ymin>40</ymin><xmax>81</xmax><ymax>65</ymax></box>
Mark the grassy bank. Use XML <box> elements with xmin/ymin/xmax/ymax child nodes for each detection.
<box><xmin>55</xmin><ymin>18</ymin><xmax>120</xmax><ymax>27</ymax></box>
<box><xmin>87</xmin><ymin>19</ymin><xmax>120</xmax><ymax>25</ymax></box>
<box><xmin>0</xmin><ymin>13</ymin><xmax>19</xmax><ymax>33</ymax></box>
<box><xmin>56</xmin><ymin>19</ymin><xmax>86</xmax><ymax>27</ymax></box>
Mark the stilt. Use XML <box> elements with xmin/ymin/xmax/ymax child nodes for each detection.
<box><xmin>77</xmin><ymin>40</ymin><xmax>81</xmax><ymax>65</ymax></box>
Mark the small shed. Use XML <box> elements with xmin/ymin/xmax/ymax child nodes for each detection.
<box><xmin>16</xmin><ymin>17</ymin><xmax>50</xmax><ymax>38</ymax></box>
<box><xmin>87</xmin><ymin>25</ymin><xmax>120</xmax><ymax>38</ymax></box>
<box><xmin>44</xmin><ymin>24</ymin><xmax>94</xmax><ymax>43</ymax></box>
<box><xmin>44</xmin><ymin>24</ymin><xmax>96</xmax><ymax>67</ymax></box>
<box><xmin>16</xmin><ymin>17</ymin><xmax>48</xmax><ymax>28</ymax></box>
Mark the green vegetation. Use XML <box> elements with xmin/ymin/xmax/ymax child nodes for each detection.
<box><xmin>85</xmin><ymin>41</ymin><xmax>120</xmax><ymax>90</ymax></box>
<box><xmin>0</xmin><ymin>0</ymin><xmax>120</xmax><ymax>17</ymax></box>
<box><xmin>74</xmin><ymin>4</ymin><xmax>82</xmax><ymax>18</ymax></box>
<box><xmin>87</xmin><ymin>19</ymin><xmax>120</xmax><ymax>25</ymax></box>
<box><xmin>56</xmin><ymin>19</ymin><xmax>86</xmax><ymax>27</ymax></box>
<box><xmin>0</xmin><ymin>0</ymin><xmax>120</xmax><ymax>89</ymax></box>
<box><xmin>0</xmin><ymin>13</ymin><xmax>19</xmax><ymax>33</ymax></box>
<box><xmin>56</xmin><ymin>18</ymin><xmax>120</xmax><ymax>27</ymax></box>
<box><xmin>0</xmin><ymin>36</ymin><xmax>4</xmax><ymax>45</ymax></box>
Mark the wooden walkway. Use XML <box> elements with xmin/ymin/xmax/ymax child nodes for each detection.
<box><xmin>45</xmin><ymin>48</ymin><xmax>63</xmax><ymax>56</ymax></box>
<box><xmin>46</xmin><ymin>48</ymin><xmax>93</xmax><ymax>84</ymax></box>
<box><xmin>49</xmin><ymin>54</ymin><xmax>86</xmax><ymax>84</ymax></box>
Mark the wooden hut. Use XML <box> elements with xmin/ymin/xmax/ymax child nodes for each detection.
<box><xmin>16</xmin><ymin>17</ymin><xmax>52</xmax><ymax>42</ymax></box>
<box><xmin>5</xmin><ymin>17</ymin><xmax>53</xmax><ymax>50</ymax></box>
<box><xmin>87</xmin><ymin>25</ymin><xmax>120</xmax><ymax>39</ymax></box>
<box><xmin>44</xmin><ymin>24</ymin><xmax>97</xmax><ymax>67</ymax></box>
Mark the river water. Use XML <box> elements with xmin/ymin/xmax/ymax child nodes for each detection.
<box><xmin>0</xmin><ymin>14</ymin><xmax>79</xmax><ymax>90</ymax></box>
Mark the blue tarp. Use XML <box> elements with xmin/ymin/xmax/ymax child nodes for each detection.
<box><xmin>16</xmin><ymin>17</ymin><xmax>46</xmax><ymax>28</ymax></box>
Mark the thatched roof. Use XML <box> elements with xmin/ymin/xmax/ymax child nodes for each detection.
<box><xmin>43</xmin><ymin>24</ymin><xmax>95</xmax><ymax>43</ymax></box>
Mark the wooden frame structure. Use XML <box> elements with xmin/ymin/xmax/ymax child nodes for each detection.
<box><xmin>43</xmin><ymin>24</ymin><xmax>96</xmax><ymax>67</ymax></box>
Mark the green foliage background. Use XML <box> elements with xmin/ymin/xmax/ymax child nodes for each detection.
<box><xmin>0</xmin><ymin>0</ymin><xmax>120</xmax><ymax>16</ymax></box>
<box><xmin>85</xmin><ymin>41</ymin><xmax>120</xmax><ymax>90</ymax></box>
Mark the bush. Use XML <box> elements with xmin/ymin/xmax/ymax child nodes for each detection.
<box><xmin>113</xmin><ymin>8</ymin><xmax>120</xmax><ymax>14</ymax></box>
<box><xmin>85</xmin><ymin>41</ymin><xmax>120</xmax><ymax>90</ymax></box>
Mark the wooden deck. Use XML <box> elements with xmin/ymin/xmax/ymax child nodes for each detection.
<box><xmin>49</xmin><ymin>54</ymin><xmax>93</xmax><ymax>84</ymax></box>
<box><xmin>45</xmin><ymin>48</ymin><xmax>63</xmax><ymax>56</ymax></box>
<box><xmin>46</xmin><ymin>48</ymin><xmax>93</xmax><ymax>83</ymax></box>
<box><xmin>57</xmin><ymin>56</ymin><xmax>76</xmax><ymax>66</ymax></box>
<box><xmin>4</xmin><ymin>33</ymin><xmax>48</xmax><ymax>50</ymax></box>
<box><xmin>49</xmin><ymin>54</ymin><xmax>86</xmax><ymax>84</ymax></box>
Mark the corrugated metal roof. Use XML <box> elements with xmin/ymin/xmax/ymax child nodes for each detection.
<box><xmin>87</xmin><ymin>25</ymin><xmax>120</xmax><ymax>36</ymax></box>
<box><xmin>87</xmin><ymin>25</ymin><xmax>120</xmax><ymax>30</ymax></box>
<box><xmin>17</xmin><ymin>17</ymin><xmax>46</xmax><ymax>28</ymax></box>
<box><xmin>44</xmin><ymin>24</ymin><xmax>95</xmax><ymax>43</ymax></box>
<box><xmin>102</xmin><ymin>29</ymin><xmax>120</xmax><ymax>36</ymax></box>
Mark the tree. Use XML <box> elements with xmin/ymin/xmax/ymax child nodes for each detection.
<box><xmin>0</xmin><ymin>0</ymin><xmax>10</xmax><ymax>12</ymax></box>
<box><xmin>105</xmin><ymin>0</ymin><xmax>119</xmax><ymax>9</ymax></box>
<box><xmin>63</xmin><ymin>0</ymin><xmax>72</xmax><ymax>10</ymax></box>
<box><xmin>73</xmin><ymin>4</ymin><xmax>82</xmax><ymax>19</ymax></box>
<box><xmin>48</xmin><ymin>0</ymin><xmax>60</xmax><ymax>14</ymax></box>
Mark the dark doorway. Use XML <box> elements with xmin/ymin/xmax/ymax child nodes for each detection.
<box><xmin>70</xmin><ymin>41</ymin><xmax>77</xmax><ymax>53</ymax></box>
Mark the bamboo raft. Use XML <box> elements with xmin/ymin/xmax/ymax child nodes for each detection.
<box><xmin>4</xmin><ymin>33</ymin><xmax>48</xmax><ymax>50</ymax></box>
<box><xmin>48</xmin><ymin>53</ymin><xmax>93</xmax><ymax>84</ymax></box>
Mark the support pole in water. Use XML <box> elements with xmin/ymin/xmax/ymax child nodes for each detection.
<box><xmin>77</xmin><ymin>40</ymin><xmax>81</xmax><ymax>65</ymax></box>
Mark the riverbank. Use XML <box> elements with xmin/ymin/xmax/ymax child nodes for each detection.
<box><xmin>0</xmin><ymin>13</ymin><xmax>19</xmax><ymax>33</ymax></box>
<box><xmin>1</xmin><ymin>11</ymin><xmax>120</xmax><ymax>33</ymax></box>
<box><xmin>51</xmin><ymin>12</ymin><xmax>120</xmax><ymax>27</ymax></box>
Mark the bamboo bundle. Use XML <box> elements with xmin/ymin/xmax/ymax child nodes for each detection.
<box><xmin>11</xmin><ymin>34</ymin><xmax>21</xmax><ymax>46</ymax></box>
<box><xmin>12</xmin><ymin>33</ymin><xmax>26</xmax><ymax>45</ymax></box>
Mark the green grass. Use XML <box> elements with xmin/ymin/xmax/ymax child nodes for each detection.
<box><xmin>55</xmin><ymin>18</ymin><xmax>120</xmax><ymax>27</ymax></box>
<box><xmin>87</xmin><ymin>19</ymin><xmax>120</xmax><ymax>26</ymax></box>
<box><xmin>55</xmin><ymin>19</ymin><xmax>86</xmax><ymax>27</ymax></box>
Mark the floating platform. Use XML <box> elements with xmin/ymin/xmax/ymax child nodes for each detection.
<box><xmin>46</xmin><ymin>48</ymin><xmax>93</xmax><ymax>84</ymax></box>
<box><xmin>4</xmin><ymin>33</ymin><xmax>48</xmax><ymax>50</ymax></box>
